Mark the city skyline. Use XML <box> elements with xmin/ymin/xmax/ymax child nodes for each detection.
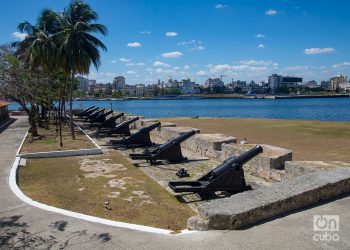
<box><xmin>1</xmin><ymin>0</ymin><xmax>350</xmax><ymax>84</ymax></box>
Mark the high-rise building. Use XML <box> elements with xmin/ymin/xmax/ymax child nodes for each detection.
<box><xmin>330</xmin><ymin>75</ymin><xmax>347</xmax><ymax>90</ymax></box>
<box><xmin>268</xmin><ymin>74</ymin><xmax>302</xmax><ymax>89</ymax></box>
<box><xmin>113</xmin><ymin>76</ymin><xmax>126</xmax><ymax>90</ymax></box>
<box><xmin>76</xmin><ymin>76</ymin><xmax>89</xmax><ymax>91</ymax></box>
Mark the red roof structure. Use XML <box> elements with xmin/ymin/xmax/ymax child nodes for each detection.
<box><xmin>0</xmin><ymin>101</ymin><xmax>9</xmax><ymax>107</ymax></box>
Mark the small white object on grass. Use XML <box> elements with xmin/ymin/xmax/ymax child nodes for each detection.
<box><xmin>240</xmin><ymin>137</ymin><xmax>248</xmax><ymax>144</ymax></box>
<box><xmin>104</xmin><ymin>200</ymin><xmax>110</xmax><ymax>210</ymax></box>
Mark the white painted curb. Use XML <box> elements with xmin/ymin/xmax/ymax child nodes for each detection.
<box><xmin>9</xmin><ymin>132</ymin><xmax>198</xmax><ymax>235</ymax></box>
<box><xmin>18</xmin><ymin>148</ymin><xmax>102</xmax><ymax>158</ymax></box>
<box><xmin>10</xmin><ymin>156</ymin><xmax>180</xmax><ymax>235</ymax></box>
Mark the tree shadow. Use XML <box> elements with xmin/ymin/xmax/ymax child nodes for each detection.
<box><xmin>0</xmin><ymin>215</ymin><xmax>113</xmax><ymax>249</ymax></box>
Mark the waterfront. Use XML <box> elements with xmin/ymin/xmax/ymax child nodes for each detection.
<box><xmin>9</xmin><ymin>97</ymin><xmax>350</xmax><ymax>121</ymax></box>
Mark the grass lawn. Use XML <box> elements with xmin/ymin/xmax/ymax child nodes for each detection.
<box><xmin>18</xmin><ymin>149</ymin><xmax>195</xmax><ymax>231</ymax></box>
<box><xmin>160</xmin><ymin>117</ymin><xmax>350</xmax><ymax>162</ymax></box>
<box><xmin>20</xmin><ymin>124</ymin><xmax>95</xmax><ymax>153</ymax></box>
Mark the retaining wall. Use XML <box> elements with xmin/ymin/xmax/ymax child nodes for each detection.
<box><xmin>188</xmin><ymin>167</ymin><xmax>350</xmax><ymax>230</ymax></box>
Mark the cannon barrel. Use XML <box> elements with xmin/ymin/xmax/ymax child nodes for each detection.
<box><xmin>89</xmin><ymin>108</ymin><xmax>105</xmax><ymax>117</ymax></box>
<box><xmin>84</xmin><ymin>107</ymin><xmax>99</xmax><ymax>116</ymax></box>
<box><xmin>138</xmin><ymin>122</ymin><xmax>161</xmax><ymax>133</ymax></box>
<box><xmin>158</xmin><ymin>130</ymin><xmax>195</xmax><ymax>151</ymax></box>
<box><xmin>81</xmin><ymin>106</ymin><xmax>95</xmax><ymax>114</ymax></box>
<box><xmin>113</xmin><ymin>112</ymin><xmax>124</xmax><ymax>119</ymax></box>
<box><xmin>210</xmin><ymin>145</ymin><xmax>262</xmax><ymax>178</ymax></box>
<box><xmin>115</xmin><ymin>117</ymin><xmax>139</xmax><ymax>129</ymax></box>
<box><xmin>124</xmin><ymin>116</ymin><xmax>139</xmax><ymax>125</ymax></box>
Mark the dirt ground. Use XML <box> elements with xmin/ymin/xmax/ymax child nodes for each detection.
<box><xmin>161</xmin><ymin>117</ymin><xmax>350</xmax><ymax>162</ymax></box>
<box><xmin>18</xmin><ymin>149</ymin><xmax>195</xmax><ymax>231</ymax></box>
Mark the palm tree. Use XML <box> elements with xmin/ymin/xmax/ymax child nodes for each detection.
<box><xmin>14</xmin><ymin>9</ymin><xmax>68</xmax><ymax>144</ymax></box>
<box><xmin>55</xmin><ymin>0</ymin><xmax>107</xmax><ymax>139</ymax></box>
<box><xmin>14</xmin><ymin>9</ymin><xmax>61</xmax><ymax>68</ymax></box>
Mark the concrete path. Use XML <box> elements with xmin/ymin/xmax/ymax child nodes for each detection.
<box><xmin>0</xmin><ymin>117</ymin><xmax>349</xmax><ymax>249</ymax></box>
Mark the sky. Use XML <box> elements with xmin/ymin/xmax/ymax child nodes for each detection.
<box><xmin>1</xmin><ymin>0</ymin><xmax>350</xmax><ymax>85</ymax></box>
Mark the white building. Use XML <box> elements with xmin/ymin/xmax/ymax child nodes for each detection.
<box><xmin>330</xmin><ymin>75</ymin><xmax>348</xmax><ymax>90</ymax></box>
<box><xmin>205</xmin><ymin>78</ymin><xmax>224</xmax><ymax>88</ymax></box>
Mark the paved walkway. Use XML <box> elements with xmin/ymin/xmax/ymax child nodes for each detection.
<box><xmin>0</xmin><ymin>117</ymin><xmax>349</xmax><ymax>249</ymax></box>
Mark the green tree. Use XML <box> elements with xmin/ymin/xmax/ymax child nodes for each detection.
<box><xmin>55</xmin><ymin>0</ymin><xmax>107</xmax><ymax>139</ymax></box>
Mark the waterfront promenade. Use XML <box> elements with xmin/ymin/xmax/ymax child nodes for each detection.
<box><xmin>1</xmin><ymin>117</ymin><xmax>350</xmax><ymax>249</ymax></box>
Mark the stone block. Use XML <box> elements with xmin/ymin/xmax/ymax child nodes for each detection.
<box><xmin>285</xmin><ymin>161</ymin><xmax>350</xmax><ymax>179</ymax></box>
<box><xmin>182</xmin><ymin>134</ymin><xmax>236</xmax><ymax>159</ymax></box>
<box><xmin>158</xmin><ymin>126</ymin><xmax>200</xmax><ymax>140</ymax></box>
<box><xmin>188</xmin><ymin>167</ymin><xmax>350</xmax><ymax>230</ymax></box>
<box><xmin>221</xmin><ymin>143</ymin><xmax>292</xmax><ymax>180</ymax></box>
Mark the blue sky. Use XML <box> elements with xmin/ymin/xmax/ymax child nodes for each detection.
<box><xmin>1</xmin><ymin>0</ymin><xmax>350</xmax><ymax>84</ymax></box>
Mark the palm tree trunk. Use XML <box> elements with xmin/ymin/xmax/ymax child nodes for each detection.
<box><xmin>69</xmin><ymin>71</ymin><xmax>76</xmax><ymax>140</ymax></box>
<box><xmin>59</xmin><ymin>99</ymin><xmax>63</xmax><ymax>146</ymax></box>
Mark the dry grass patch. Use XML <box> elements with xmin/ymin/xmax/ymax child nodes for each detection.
<box><xmin>21</xmin><ymin>125</ymin><xmax>95</xmax><ymax>153</ymax></box>
<box><xmin>18</xmin><ymin>149</ymin><xmax>195</xmax><ymax>231</ymax></box>
<box><xmin>161</xmin><ymin>117</ymin><xmax>350</xmax><ymax>162</ymax></box>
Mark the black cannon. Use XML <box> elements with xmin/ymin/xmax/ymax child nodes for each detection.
<box><xmin>75</xmin><ymin>106</ymin><xmax>95</xmax><ymax>118</ymax></box>
<box><xmin>86</xmin><ymin>108</ymin><xmax>105</xmax><ymax>121</ymax></box>
<box><xmin>168</xmin><ymin>145</ymin><xmax>263</xmax><ymax>198</ymax></box>
<box><xmin>110</xmin><ymin>122</ymin><xmax>161</xmax><ymax>147</ymax></box>
<box><xmin>90</xmin><ymin>110</ymin><xmax>113</xmax><ymax>125</ymax></box>
<box><xmin>80</xmin><ymin>107</ymin><xmax>99</xmax><ymax>118</ymax></box>
<box><xmin>107</xmin><ymin>117</ymin><xmax>139</xmax><ymax>136</ymax></box>
<box><xmin>97</xmin><ymin>113</ymin><xmax>125</xmax><ymax>130</ymax></box>
<box><xmin>129</xmin><ymin>130</ymin><xmax>196</xmax><ymax>163</ymax></box>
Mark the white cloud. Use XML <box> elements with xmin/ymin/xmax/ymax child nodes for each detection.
<box><xmin>258</xmin><ymin>44</ymin><xmax>265</xmax><ymax>49</ymax></box>
<box><xmin>178</xmin><ymin>39</ymin><xmax>205</xmax><ymax>51</ymax></box>
<box><xmin>12</xmin><ymin>32</ymin><xmax>27</xmax><ymax>40</ymax></box>
<box><xmin>184</xmin><ymin>65</ymin><xmax>190</xmax><ymax>70</ymax></box>
<box><xmin>165</xmin><ymin>31</ymin><xmax>178</xmax><ymax>37</ymax></box>
<box><xmin>304</xmin><ymin>47</ymin><xmax>335</xmax><ymax>55</ymax></box>
<box><xmin>126</xmin><ymin>70</ymin><xmax>136</xmax><ymax>74</ymax></box>
<box><xmin>120</xmin><ymin>58</ymin><xmax>131</xmax><ymax>62</ymax></box>
<box><xmin>139</xmin><ymin>31</ymin><xmax>151</xmax><ymax>34</ymax></box>
<box><xmin>215</xmin><ymin>4</ymin><xmax>228</xmax><ymax>9</ymax></box>
<box><xmin>126</xmin><ymin>62</ymin><xmax>145</xmax><ymax>66</ymax></box>
<box><xmin>256</xmin><ymin>34</ymin><xmax>266</xmax><ymax>39</ymax></box>
<box><xmin>332</xmin><ymin>62</ymin><xmax>350</xmax><ymax>68</ymax></box>
<box><xmin>153</xmin><ymin>61</ymin><xmax>171</xmax><ymax>67</ymax></box>
<box><xmin>196</xmin><ymin>70</ymin><xmax>207</xmax><ymax>76</ymax></box>
<box><xmin>127</xmin><ymin>42</ymin><xmax>142</xmax><ymax>48</ymax></box>
<box><xmin>239</xmin><ymin>60</ymin><xmax>275</xmax><ymax>66</ymax></box>
<box><xmin>111</xmin><ymin>60</ymin><xmax>118</xmax><ymax>63</ymax></box>
<box><xmin>173</xmin><ymin>66</ymin><xmax>180</xmax><ymax>70</ymax></box>
<box><xmin>191</xmin><ymin>45</ymin><xmax>206</xmax><ymax>51</ymax></box>
<box><xmin>265</xmin><ymin>9</ymin><xmax>277</xmax><ymax>15</ymax></box>
<box><xmin>155</xmin><ymin>68</ymin><xmax>175</xmax><ymax>74</ymax></box>
<box><xmin>161</xmin><ymin>51</ymin><xmax>183</xmax><ymax>58</ymax></box>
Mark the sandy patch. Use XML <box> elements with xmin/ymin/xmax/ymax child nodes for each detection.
<box><xmin>108</xmin><ymin>177</ymin><xmax>132</xmax><ymax>189</ymax></box>
<box><xmin>122</xmin><ymin>190</ymin><xmax>153</xmax><ymax>205</ymax></box>
<box><xmin>107</xmin><ymin>191</ymin><xmax>120</xmax><ymax>198</ymax></box>
<box><xmin>79</xmin><ymin>158</ymin><xmax>126</xmax><ymax>178</ymax></box>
